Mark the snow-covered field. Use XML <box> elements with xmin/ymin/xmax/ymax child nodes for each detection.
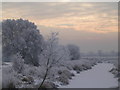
<box><xmin>60</xmin><ymin>63</ymin><xmax>118</xmax><ymax>88</ymax></box>
<box><xmin>1</xmin><ymin>57</ymin><xmax>118</xmax><ymax>88</ymax></box>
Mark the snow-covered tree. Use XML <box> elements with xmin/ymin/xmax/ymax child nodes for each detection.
<box><xmin>2</xmin><ymin>19</ymin><xmax>44</xmax><ymax>66</ymax></box>
<box><xmin>39</xmin><ymin>32</ymin><xmax>70</xmax><ymax>87</ymax></box>
<box><xmin>12</xmin><ymin>53</ymin><xmax>24</xmax><ymax>73</ymax></box>
<box><xmin>67</xmin><ymin>44</ymin><xmax>80</xmax><ymax>60</ymax></box>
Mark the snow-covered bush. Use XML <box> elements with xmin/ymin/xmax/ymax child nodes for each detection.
<box><xmin>61</xmin><ymin>59</ymin><xmax>96</xmax><ymax>74</ymax></box>
<box><xmin>2</xmin><ymin>67</ymin><xmax>19</xmax><ymax>88</ymax></box>
<box><xmin>67</xmin><ymin>44</ymin><xmax>80</xmax><ymax>60</ymax></box>
<box><xmin>2</xmin><ymin>19</ymin><xmax>44</xmax><ymax>66</ymax></box>
<box><xmin>59</xmin><ymin>70</ymin><xmax>74</xmax><ymax>79</ymax></box>
<box><xmin>22</xmin><ymin>65</ymin><xmax>37</xmax><ymax>76</ymax></box>
<box><xmin>22</xmin><ymin>64</ymin><xmax>46</xmax><ymax>79</ymax></box>
<box><xmin>56</xmin><ymin>74</ymin><xmax>69</xmax><ymax>85</ymax></box>
<box><xmin>12</xmin><ymin>53</ymin><xmax>24</xmax><ymax>73</ymax></box>
<box><xmin>73</xmin><ymin>64</ymin><xmax>82</xmax><ymax>73</ymax></box>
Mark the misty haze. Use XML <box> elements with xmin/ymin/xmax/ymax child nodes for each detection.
<box><xmin>0</xmin><ymin>2</ymin><xmax>119</xmax><ymax>89</ymax></box>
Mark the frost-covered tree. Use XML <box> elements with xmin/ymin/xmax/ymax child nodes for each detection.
<box><xmin>39</xmin><ymin>32</ymin><xmax>70</xmax><ymax>87</ymax></box>
<box><xmin>2</xmin><ymin>19</ymin><xmax>44</xmax><ymax>66</ymax></box>
<box><xmin>12</xmin><ymin>53</ymin><xmax>24</xmax><ymax>73</ymax></box>
<box><xmin>67</xmin><ymin>44</ymin><xmax>80</xmax><ymax>60</ymax></box>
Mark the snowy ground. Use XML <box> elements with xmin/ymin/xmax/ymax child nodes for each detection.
<box><xmin>1</xmin><ymin>58</ymin><xmax>118</xmax><ymax>88</ymax></box>
<box><xmin>60</xmin><ymin>63</ymin><xmax>118</xmax><ymax>88</ymax></box>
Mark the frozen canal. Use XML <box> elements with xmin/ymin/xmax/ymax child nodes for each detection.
<box><xmin>61</xmin><ymin>63</ymin><xmax>118</xmax><ymax>88</ymax></box>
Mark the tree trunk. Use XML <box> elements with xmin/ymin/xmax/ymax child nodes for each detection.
<box><xmin>39</xmin><ymin>68</ymin><xmax>49</xmax><ymax>88</ymax></box>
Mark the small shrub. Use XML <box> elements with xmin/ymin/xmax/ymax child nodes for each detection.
<box><xmin>22</xmin><ymin>77</ymin><xmax>29</xmax><ymax>82</ymax></box>
<box><xmin>62</xmin><ymin>70</ymin><xmax>72</xmax><ymax>79</ymax></box>
<box><xmin>58</xmin><ymin>70</ymin><xmax>62</xmax><ymax>75</ymax></box>
<box><xmin>22</xmin><ymin>76</ymin><xmax>34</xmax><ymax>84</ymax></box>
<box><xmin>71</xmin><ymin>73</ymin><xmax>75</xmax><ymax>76</ymax></box>
<box><xmin>56</xmin><ymin>75</ymin><xmax>69</xmax><ymax>85</ymax></box>
<box><xmin>77</xmin><ymin>71</ymin><xmax>80</xmax><ymax>74</ymax></box>
<box><xmin>73</xmin><ymin>64</ymin><xmax>82</xmax><ymax>71</ymax></box>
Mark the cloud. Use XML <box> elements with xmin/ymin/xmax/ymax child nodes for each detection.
<box><xmin>2</xmin><ymin>2</ymin><xmax>118</xmax><ymax>33</ymax></box>
<box><xmin>56</xmin><ymin>23</ymin><xmax>74</xmax><ymax>26</ymax></box>
<box><xmin>38</xmin><ymin>25</ymin><xmax>118</xmax><ymax>52</ymax></box>
<box><xmin>2</xmin><ymin>2</ymin><xmax>118</xmax><ymax>52</ymax></box>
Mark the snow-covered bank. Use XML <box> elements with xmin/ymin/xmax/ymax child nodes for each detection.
<box><xmin>60</xmin><ymin>63</ymin><xmax>118</xmax><ymax>88</ymax></box>
<box><xmin>2</xmin><ymin>60</ymin><xmax>118</xmax><ymax>88</ymax></box>
<box><xmin>2</xmin><ymin>59</ymin><xmax>96</xmax><ymax>88</ymax></box>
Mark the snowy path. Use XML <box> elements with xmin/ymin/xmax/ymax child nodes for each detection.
<box><xmin>60</xmin><ymin>63</ymin><xmax>118</xmax><ymax>88</ymax></box>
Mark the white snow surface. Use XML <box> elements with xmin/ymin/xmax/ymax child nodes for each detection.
<box><xmin>60</xmin><ymin>63</ymin><xmax>118</xmax><ymax>88</ymax></box>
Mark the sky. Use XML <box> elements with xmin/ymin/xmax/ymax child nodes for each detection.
<box><xmin>2</xmin><ymin>2</ymin><xmax>118</xmax><ymax>53</ymax></box>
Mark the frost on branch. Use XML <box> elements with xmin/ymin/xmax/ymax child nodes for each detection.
<box><xmin>39</xmin><ymin>32</ymin><xmax>70</xmax><ymax>87</ymax></box>
<box><xmin>40</xmin><ymin>32</ymin><xmax>70</xmax><ymax>68</ymax></box>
